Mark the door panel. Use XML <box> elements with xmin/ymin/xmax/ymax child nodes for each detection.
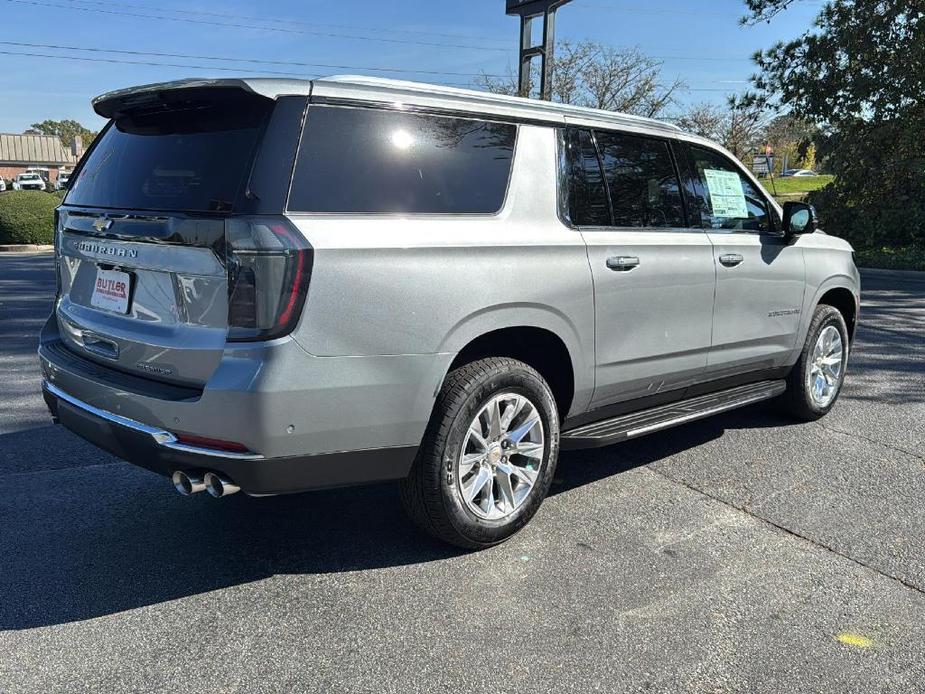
<box><xmin>560</xmin><ymin>125</ymin><xmax>717</xmax><ymax>409</ymax></box>
<box><xmin>682</xmin><ymin>142</ymin><xmax>807</xmax><ymax>377</ymax></box>
<box><xmin>706</xmin><ymin>232</ymin><xmax>805</xmax><ymax>375</ymax></box>
<box><xmin>583</xmin><ymin>230</ymin><xmax>716</xmax><ymax>407</ymax></box>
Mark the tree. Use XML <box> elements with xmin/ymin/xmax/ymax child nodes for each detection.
<box><xmin>763</xmin><ymin>115</ymin><xmax>816</xmax><ymax>174</ymax></box>
<box><xmin>476</xmin><ymin>41</ymin><xmax>685</xmax><ymax>119</ymax></box>
<box><xmin>674</xmin><ymin>96</ymin><xmax>770</xmax><ymax>159</ymax></box>
<box><xmin>29</xmin><ymin>119</ymin><xmax>97</xmax><ymax>150</ymax></box>
<box><xmin>743</xmin><ymin>0</ymin><xmax>925</xmax><ymax>249</ymax></box>
<box><xmin>797</xmin><ymin>142</ymin><xmax>816</xmax><ymax>171</ymax></box>
<box><xmin>673</xmin><ymin>103</ymin><xmax>726</xmax><ymax>141</ymax></box>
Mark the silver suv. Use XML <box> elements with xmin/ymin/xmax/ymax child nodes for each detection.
<box><xmin>40</xmin><ymin>76</ymin><xmax>860</xmax><ymax>548</ymax></box>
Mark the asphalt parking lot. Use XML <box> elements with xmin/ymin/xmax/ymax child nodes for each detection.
<box><xmin>1</xmin><ymin>252</ymin><xmax>923</xmax><ymax>693</ymax></box>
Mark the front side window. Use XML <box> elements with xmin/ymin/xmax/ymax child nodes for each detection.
<box><xmin>689</xmin><ymin>145</ymin><xmax>775</xmax><ymax>233</ymax></box>
<box><xmin>288</xmin><ymin>106</ymin><xmax>516</xmax><ymax>214</ymax></box>
<box><xmin>596</xmin><ymin>131</ymin><xmax>686</xmax><ymax>228</ymax></box>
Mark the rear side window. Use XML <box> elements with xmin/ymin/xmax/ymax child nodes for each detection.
<box><xmin>563</xmin><ymin>128</ymin><xmax>610</xmax><ymax>226</ymax></box>
<box><xmin>288</xmin><ymin>106</ymin><xmax>516</xmax><ymax>214</ymax></box>
<box><xmin>66</xmin><ymin>92</ymin><xmax>272</xmax><ymax>213</ymax></box>
<box><xmin>688</xmin><ymin>145</ymin><xmax>774</xmax><ymax>233</ymax></box>
<box><xmin>595</xmin><ymin>131</ymin><xmax>686</xmax><ymax>228</ymax></box>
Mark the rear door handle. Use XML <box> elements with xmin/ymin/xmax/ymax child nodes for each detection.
<box><xmin>606</xmin><ymin>256</ymin><xmax>640</xmax><ymax>272</ymax></box>
<box><xmin>719</xmin><ymin>253</ymin><xmax>744</xmax><ymax>267</ymax></box>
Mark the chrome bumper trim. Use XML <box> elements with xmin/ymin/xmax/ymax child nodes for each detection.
<box><xmin>43</xmin><ymin>380</ymin><xmax>264</xmax><ymax>461</ymax></box>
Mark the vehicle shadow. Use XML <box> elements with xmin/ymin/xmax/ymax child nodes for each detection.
<box><xmin>0</xmin><ymin>403</ymin><xmax>783</xmax><ymax>631</ymax></box>
<box><xmin>2</xmin><ymin>263</ymin><xmax>918</xmax><ymax>630</ymax></box>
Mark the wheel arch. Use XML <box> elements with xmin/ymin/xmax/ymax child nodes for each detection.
<box><xmin>817</xmin><ymin>286</ymin><xmax>858</xmax><ymax>343</ymax></box>
<box><xmin>441</xmin><ymin>311</ymin><xmax>589</xmax><ymax>419</ymax></box>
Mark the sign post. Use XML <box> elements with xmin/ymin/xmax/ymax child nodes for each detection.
<box><xmin>505</xmin><ymin>0</ymin><xmax>573</xmax><ymax>100</ymax></box>
<box><xmin>752</xmin><ymin>155</ymin><xmax>773</xmax><ymax>176</ymax></box>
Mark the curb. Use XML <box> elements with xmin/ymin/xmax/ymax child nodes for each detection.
<box><xmin>0</xmin><ymin>244</ymin><xmax>54</xmax><ymax>252</ymax></box>
<box><xmin>860</xmin><ymin>267</ymin><xmax>925</xmax><ymax>281</ymax></box>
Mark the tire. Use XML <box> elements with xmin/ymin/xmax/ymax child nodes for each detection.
<box><xmin>400</xmin><ymin>357</ymin><xmax>560</xmax><ymax>550</ymax></box>
<box><xmin>781</xmin><ymin>304</ymin><xmax>850</xmax><ymax>421</ymax></box>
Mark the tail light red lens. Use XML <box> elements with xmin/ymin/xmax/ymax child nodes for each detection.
<box><xmin>174</xmin><ymin>432</ymin><xmax>251</xmax><ymax>454</ymax></box>
<box><xmin>226</xmin><ymin>217</ymin><xmax>312</xmax><ymax>341</ymax></box>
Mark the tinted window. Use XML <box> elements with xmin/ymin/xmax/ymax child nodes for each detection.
<box><xmin>66</xmin><ymin>95</ymin><xmax>272</xmax><ymax>212</ymax></box>
<box><xmin>596</xmin><ymin>131</ymin><xmax>685</xmax><ymax>228</ymax></box>
<box><xmin>563</xmin><ymin>128</ymin><xmax>610</xmax><ymax>226</ymax></box>
<box><xmin>289</xmin><ymin>106</ymin><xmax>515</xmax><ymax>214</ymax></box>
<box><xmin>689</xmin><ymin>145</ymin><xmax>774</xmax><ymax>232</ymax></box>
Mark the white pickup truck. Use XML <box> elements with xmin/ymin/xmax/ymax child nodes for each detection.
<box><xmin>12</xmin><ymin>172</ymin><xmax>47</xmax><ymax>191</ymax></box>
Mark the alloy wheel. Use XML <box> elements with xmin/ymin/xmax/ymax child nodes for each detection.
<box><xmin>456</xmin><ymin>392</ymin><xmax>545</xmax><ymax>520</ymax></box>
<box><xmin>808</xmin><ymin>325</ymin><xmax>844</xmax><ymax>407</ymax></box>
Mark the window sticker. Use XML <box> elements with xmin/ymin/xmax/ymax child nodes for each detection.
<box><xmin>702</xmin><ymin>169</ymin><xmax>749</xmax><ymax>218</ymax></box>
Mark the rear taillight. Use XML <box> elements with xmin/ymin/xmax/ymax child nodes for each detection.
<box><xmin>174</xmin><ymin>432</ymin><xmax>252</xmax><ymax>454</ymax></box>
<box><xmin>53</xmin><ymin>208</ymin><xmax>61</xmax><ymax>296</ymax></box>
<box><xmin>225</xmin><ymin>217</ymin><xmax>312</xmax><ymax>341</ymax></box>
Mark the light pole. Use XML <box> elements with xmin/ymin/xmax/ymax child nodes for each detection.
<box><xmin>505</xmin><ymin>0</ymin><xmax>574</xmax><ymax>100</ymax></box>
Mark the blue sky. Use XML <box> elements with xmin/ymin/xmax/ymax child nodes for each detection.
<box><xmin>0</xmin><ymin>0</ymin><xmax>822</xmax><ymax>133</ymax></box>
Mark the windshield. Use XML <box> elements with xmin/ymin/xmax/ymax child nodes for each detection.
<box><xmin>20</xmin><ymin>174</ymin><xmax>40</xmax><ymax>180</ymax></box>
<box><xmin>65</xmin><ymin>92</ymin><xmax>272</xmax><ymax>212</ymax></box>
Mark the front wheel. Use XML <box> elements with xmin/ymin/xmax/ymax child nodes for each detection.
<box><xmin>400</xmin><ymin>357</ymin><xmax>560</xmax><ymax>549</ymax></box>
<box><xmin>782</xmin><ymin>304</ymin><xmax>850</xmax><ymax>421</ymax></box>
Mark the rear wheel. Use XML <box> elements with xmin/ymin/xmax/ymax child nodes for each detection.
<box><xmin>782</xmin><ymin>304</ymin><xmax>849</xmax><ymax>421</ymax></box>
<box><xmin>400</xmin><ymin>357</ymin><xmax>559</xmax><ymax>549</ymax></box>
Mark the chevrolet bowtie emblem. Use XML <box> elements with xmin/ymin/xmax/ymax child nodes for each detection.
<box><xmin>92</xmin><ymin>217</ymin><xmax>113</xmax><ymax>232</ymax></box>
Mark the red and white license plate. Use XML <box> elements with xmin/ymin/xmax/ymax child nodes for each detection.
<box><xmin>90</xmin><ymin>267</ymin><xmax>131</xmax><ymax>314</ymax></box>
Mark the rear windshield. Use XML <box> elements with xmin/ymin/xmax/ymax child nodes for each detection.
<box><xmin>66</xmin><ymin>92</ymin><xmax>272</xmax><ymax>212</ymax></box>
<box><xmin>288</xmin><ymin>105</ymin><xmax>516</xmax><ymax>214</ymax></box>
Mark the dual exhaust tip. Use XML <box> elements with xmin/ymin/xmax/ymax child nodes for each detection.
<box><xmin>172</xmin><ymin>470</ymin><xmax>240</xmax><ymax>498</ymax></box>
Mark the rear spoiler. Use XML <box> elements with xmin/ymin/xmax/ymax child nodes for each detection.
<box><xmin>93</xmin><ymin>78</ymin><xmax>313</xmax><ymax>119</ymax></box>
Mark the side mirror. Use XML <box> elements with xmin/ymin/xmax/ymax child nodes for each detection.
<box><xmin>782</xmin><ymin>201</ymin><xmax>818</xmax><ymax>236</ymax></box>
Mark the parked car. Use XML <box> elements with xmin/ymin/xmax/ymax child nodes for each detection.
<box><xmin>12</xmin><ymin>172</ymin><xmax>46</xmax><ymax>190</ymax></box>
<box><xmin>782</xmin><ymin>168</ymin><xmax>818</xmax><ymax>177</ymax></box>
<box><xmin>56</xmin><ymin>171</ymin><xmax>71</xmax><ymax>190</ymax></box>
<box><xmin>0</xmin><ymin>177</ymin><xmax>6</xmax><ymax>192</ymax></box>
<box><xmin>40</xmin><ymin>76</ymin><xmax>860</xmax><ymax>549</ymax></box>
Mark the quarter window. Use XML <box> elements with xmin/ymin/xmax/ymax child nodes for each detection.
<box><xmin>563</xmin><ymin>128</ymin><xmax>610</xmax><ymax>226</ymax></box>
<box><xmin>595</xmin><ymin>131</ymin><xmax>686</xmax><ymax>228</ymax></box>
<box><xmin>689</xmin><ymin>145</ymin><xmax>775</xmax><ymax>233</ymax></box>
<box><xmin>288</xmin><ymin>106</ymin><xmax>516</xmax><ymax>214</ymax></box>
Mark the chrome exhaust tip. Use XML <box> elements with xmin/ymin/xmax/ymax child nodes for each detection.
<box><xmin>204</xmin><ymin>471</ymin><xmax>240</xmax><ymax>498</ymax></box>
<box><xmin>172</xmin><ymin>470</ymin><xmax>206</xmax><ymax>496</ymax></box>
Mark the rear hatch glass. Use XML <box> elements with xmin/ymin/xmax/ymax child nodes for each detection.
<box><xmin>67</xmin><ymin>89</ymin><xmax>271</xmax><ymax>213</ymax></box>
<box><xmin>55</xmin><ymin>88</ymin><xmax>282</xmax><ymax>388</ymax></box>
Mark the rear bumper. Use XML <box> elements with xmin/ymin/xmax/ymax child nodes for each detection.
<box><xmin>38</xmin><ymin>311</ymin><xmax>451</xmax><ymax>494</ymax></box>
<box><xmin>39</xmin><ymin>315</ymin><xmax>450</xmax><ymax>459</ymax></box>
<box><xmin>42</xmin><ymin>380</ymin><xmax>417</xmax><ymax>495</ymax></box>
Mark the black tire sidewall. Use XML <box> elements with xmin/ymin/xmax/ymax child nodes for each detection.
<box><xmin>794</xmin><ymin>306</ymin><xmax>849</xmax><ymax>417</ymax></box>
<box><xmin>438</xmin><ymin>365</ymin><xmax>559</xmax><ymax>546</ymax></box>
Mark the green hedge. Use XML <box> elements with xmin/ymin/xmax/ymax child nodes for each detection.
<box><xmin>0</xmin><ymin>191</ymin><xmax>59</xmax><ymax>245</ymax></box>
<box><xmin>853</xmin><ymin>245</ymin><xmax>925</xmax><ymax>271</ymax></box>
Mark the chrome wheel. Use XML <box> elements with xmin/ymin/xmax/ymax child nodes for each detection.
<box><xmin>457</xmin><ymin>392</ymin><xmax>545</xmax><ymax>521</ymax></box>
<box><xmin>808</xmin><ymin>325</ymin><xmax>844</xmax><ymax>407</ymax></box>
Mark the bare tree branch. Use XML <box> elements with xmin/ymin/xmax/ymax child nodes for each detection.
<box><xmin>475</xmin><ymin>40</ymin><xmax>685</xmax><ymax>119</ymax></box>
